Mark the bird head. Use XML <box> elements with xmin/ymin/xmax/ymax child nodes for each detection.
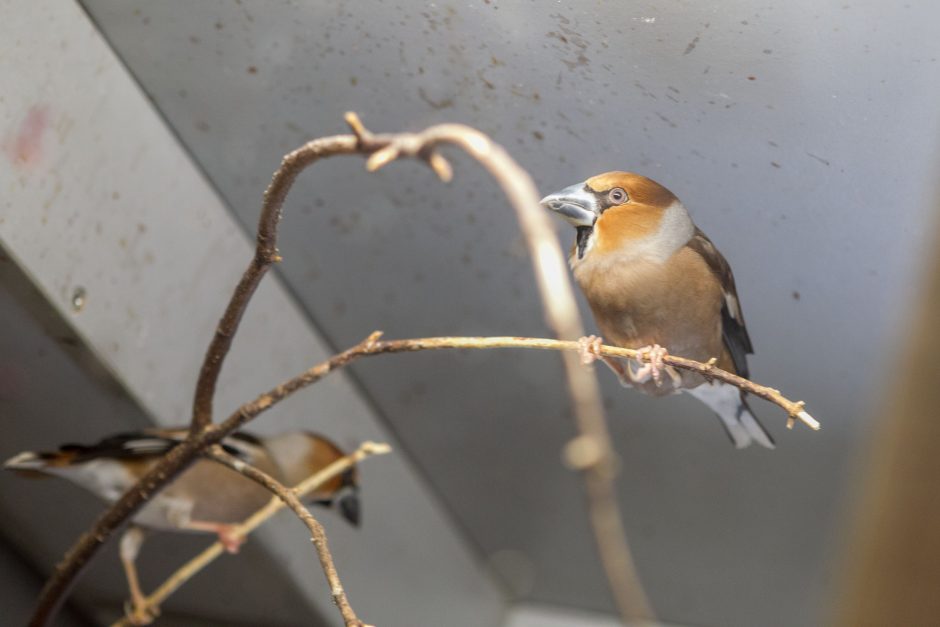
<box><xmin>540</xmin><ymin>171</ymin><xmax>692</xmax><ymax>262</ymax></box>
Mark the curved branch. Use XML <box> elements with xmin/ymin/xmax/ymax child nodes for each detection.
<box><xmin>346</xmin><ymin>114</ymin><xmax>651</xmax><ymax>620</ymax></box>
<box><xmin>205</xmin><ymin>447</ymin><xmax>371</xmax><ymax>627</ymax></box>
<box><xmin>109</xmin><ymin>441</ymin><xmax>390</xmax><ymax>627</ymax></box>
<box><xmin>190</xmin><ymin>135</ymin><xmax>360</xmax><ymax>431</ymax></box>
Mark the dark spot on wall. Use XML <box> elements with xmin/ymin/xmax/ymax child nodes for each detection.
<box><xmin>247</xmin><ymin>66</ymin><xmax>258</xmax><ymax>74</ymax></box>
<box><xmin>771</xmin><ymin>161</ymin><xmax>781</xmax><ymax>168</ymax></box>
<box><xmin>418</xmin><ymin>87</ymin><xmax>455</xmax><ymax>109</ymax></box>
<box><xmin>792</xmin><ymin>291</ymin><xmax>801</xmax><ymax>301</ymax></box>
<box><xmin>655</xmin><ymin>112</ymin><xmax>677</xmax><ymax>128</ymax></box>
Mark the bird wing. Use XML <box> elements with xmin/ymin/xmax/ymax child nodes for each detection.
<box><xmin>685</xmin><ymin>227</ymin><xmax>753</xmax><ymax>378</ymax></box>
<box><xmin>55</xmin><ymin>428</ymin><xmax>263</xmax><ymax>464</ymax></box>
<box><xmin>57</xmin><ymin>431</ymin><xmax>180</xmax><ymax>463</ymax></box>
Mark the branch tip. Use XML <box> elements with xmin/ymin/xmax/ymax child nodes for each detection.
<box><xmin>797</xmin><ymin>410</ymin><xmax>820</xmax><ymax>431</ymax></box>
<box><xmin>365</xmin><ymin>145</ymin><xmax>399</xmax><ymax>172</ymax></box>
<box><xmin>344</xmin><ymin>112</ymin><xmax>369</xmax><ymax>142</ymax></box>
<box><xmin>363</xmin><ymin>330</ymin><xmax>384</xmax><ymax>348</ymax></box>
<box><xmin>427</xmin><ymin>150</ymin><xmax>454</xmax><ymax>182</ymax></box>
<box><xmin>359</xmin><ymin>441</ymin><xmax>392</xmax><ymax>456</ymax></box>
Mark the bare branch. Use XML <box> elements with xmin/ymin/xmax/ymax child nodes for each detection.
<box><xmin>33</xmin><ymin>115</ymin><xmax>819</xmax><ymax>626</ymax></box>
<box><xmin>109</xmin><ymin>442</ymin><xmax>390</xmax><ymax>627</ymax></box>
<box><xmin>190</xmin><ymin>134</ymin><xmax>361</xmax><ymax>431</ymax></box>
<box><xmin>204</xmin><ymin>446</ymin><xmax>371</xmax><ymax>627</ymax></box>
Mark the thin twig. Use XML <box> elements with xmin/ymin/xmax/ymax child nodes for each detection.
<box><xmin>109</xmin><ymin>442</ymin><xmax>390</xmax><ymax>627</ymax></box>
<box><xmin>368</xmin><ymin>337</ymin><xmax>818</xmax><ymax>430</ymax></box>
<box><xmin>190</xmin><ymin>135</ymin><xmax>361</xmax><ymax>431</ymax></box>
<box><xmin>212</xmin><ymin>334</ymin><xmax>819</xmax><ymax>444</ymax></box>
<box><xmin>204</xmin><ymin>446</ymin><xmax>371</xmax><ymax>627</ymax></box>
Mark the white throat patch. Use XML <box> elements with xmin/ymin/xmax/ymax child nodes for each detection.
<box><xmin>570</xmin><ymin>200</ymin><xmax>693</xmax><ymax>269</ymax></box>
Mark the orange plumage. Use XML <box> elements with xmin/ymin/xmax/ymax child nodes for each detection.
<box><xmin>542</xmin><ymin>172</ymin><xmax>774</xmax><ymax>448</ymax></box>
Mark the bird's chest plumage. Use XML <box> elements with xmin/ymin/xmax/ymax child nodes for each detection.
<box><xmin>572</xmin><ymin>246</ymin><xmax>724</xmax><ymax>363</ymax></box>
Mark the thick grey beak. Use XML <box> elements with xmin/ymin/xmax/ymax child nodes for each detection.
<box><xmin>540</xmin><ymin>183</ymin><xmax>599</xmax><ymax>228</ymax></box>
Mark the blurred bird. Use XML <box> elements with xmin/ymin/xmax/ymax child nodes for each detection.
<box><xmin>541</xmin><ymin>171</ymin><xmax>774</xmax><ymax>448</ymax></box>
<box><xmin>4</xmin><ymin>429</ymin><xmax>359</xmax><ymax>622</ymax></box>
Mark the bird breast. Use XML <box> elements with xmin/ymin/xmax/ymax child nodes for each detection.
<box><xmin>574</xmin><ymin>245</ymin><xmax>725</xmax><ymax>365</ymax></box>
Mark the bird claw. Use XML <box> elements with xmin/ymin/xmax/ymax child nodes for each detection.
<box><xmin>124</xmin><ymin>599</ymin><xmax>159</xmax><ymax>626</ymax></box>
<box><xmin>217</xmin><ymin>525</ymin><xmax>245</xmax><ymax>554</ymax></box>
<box><xmin>632</xmin><ymin>344</ymin><xmax>669</xmax><ymax>386</ymax></box>
<box><xmin>578</xmin><ymin>335</ymin><xmax>604</xmax><ymax>365</ymax></box>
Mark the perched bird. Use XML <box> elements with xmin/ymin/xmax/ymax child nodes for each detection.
<box><xmin>541</xmin><ymin>171</ymin><xmax>774</xmax><ymax>448</ymax></box>
<box><xmin>4</xmin><ymin>428</ymin><xmax>360</xmax><ymax>622</ymax></box>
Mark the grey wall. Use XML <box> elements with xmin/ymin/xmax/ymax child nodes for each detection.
<box><xmin>3</xmin><ymin>0</ymin><xmax>939</xmax><ymax>626</ymax></box>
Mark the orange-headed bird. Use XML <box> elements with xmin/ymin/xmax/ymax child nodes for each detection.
<box><xmin>541</xmin><ymin>171</ymin><xmax>774</xmax><ymax>448</ymax></box>
<box><xmin>5</xmin><ymin>429</ymin><xmax>360</xmax><ymax>620</ymax></box>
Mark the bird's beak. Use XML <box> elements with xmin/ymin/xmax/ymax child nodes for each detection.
<box><xmin>540</xmin><ymin>183</ymin><xmax>599</xmax><ymax>228</ymax></box>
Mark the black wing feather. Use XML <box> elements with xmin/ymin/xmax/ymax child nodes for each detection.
<box><xmin>686</xmin><ymin>228</ymin><xmax>753</xmax><ymax>378</ymax></box>
<box><xmin>58</xmin><ymin>428</ymin><xmax>259</xmax><ymax>463</ymax></box>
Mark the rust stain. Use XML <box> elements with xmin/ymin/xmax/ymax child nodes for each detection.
<box><xmin>6</xmin><ymin>105</ymin><xmax>50</xmax><ymax>168</ymax></box>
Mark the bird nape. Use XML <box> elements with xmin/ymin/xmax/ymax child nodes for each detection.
<box><xmin>541</xmin><ymin>171</ymin><xmax>774</xmax><ymax>449</ymax></box>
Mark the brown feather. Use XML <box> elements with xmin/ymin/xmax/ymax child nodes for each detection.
<box><xmin>575</xmin><ymin>244</ymin><xmax>727</xmax><ymax>394</ymax></box>
<box><xmin>685</xmin><ymin>228</ymin><xmax>753</xmax><ymax>377</ymax></box>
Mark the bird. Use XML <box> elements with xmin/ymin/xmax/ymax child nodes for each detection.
<box><xmin>4</xmin><ymin>428</ymin><xmax>360</xmax><ymax>623</ymax></box>
<box><xmin>540</xmin><ymin>171</ymin><xmax>774</xmax><ymax>449</ymax></box>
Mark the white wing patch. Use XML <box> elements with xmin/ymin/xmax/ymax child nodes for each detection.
<box><xmin>724</xmin><ymin>292</ymin><xmax>740</xmax><ymax>320</ymax></box>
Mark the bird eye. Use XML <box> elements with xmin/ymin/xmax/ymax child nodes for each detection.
<box><xmin>608</xmin><ymin>188</ymin><xmax>627</xmax><ymax>204</ymax></box>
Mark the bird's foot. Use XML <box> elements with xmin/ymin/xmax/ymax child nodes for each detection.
<box><xmin>216</xmin><ymin>524</ymin><xmax>245</xmax><ymax>554</ymax></box>
<box><xmin>632</xmin><ymin>344</ymin><xmax>669</xmax><ymax>386</ymax></box>
<box><xmin>577</xmin><ymin>335</ymin><xmax>604</xmax><ymax>365</ymax></box>
<box><xmin>123</xmin><ymin>597</ymin><xmax>159</xmax><ymax>626</ymax></box>
<box><xmin>187</xmin><ymin>520</ymin><xmax>246</xmax><ymax>553</ymax></box>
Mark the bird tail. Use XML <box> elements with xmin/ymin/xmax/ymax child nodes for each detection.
<box><xmin>686</xmin><ymin>382</ymin><xmax>775</xmax><ymax>449</ymax></box>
